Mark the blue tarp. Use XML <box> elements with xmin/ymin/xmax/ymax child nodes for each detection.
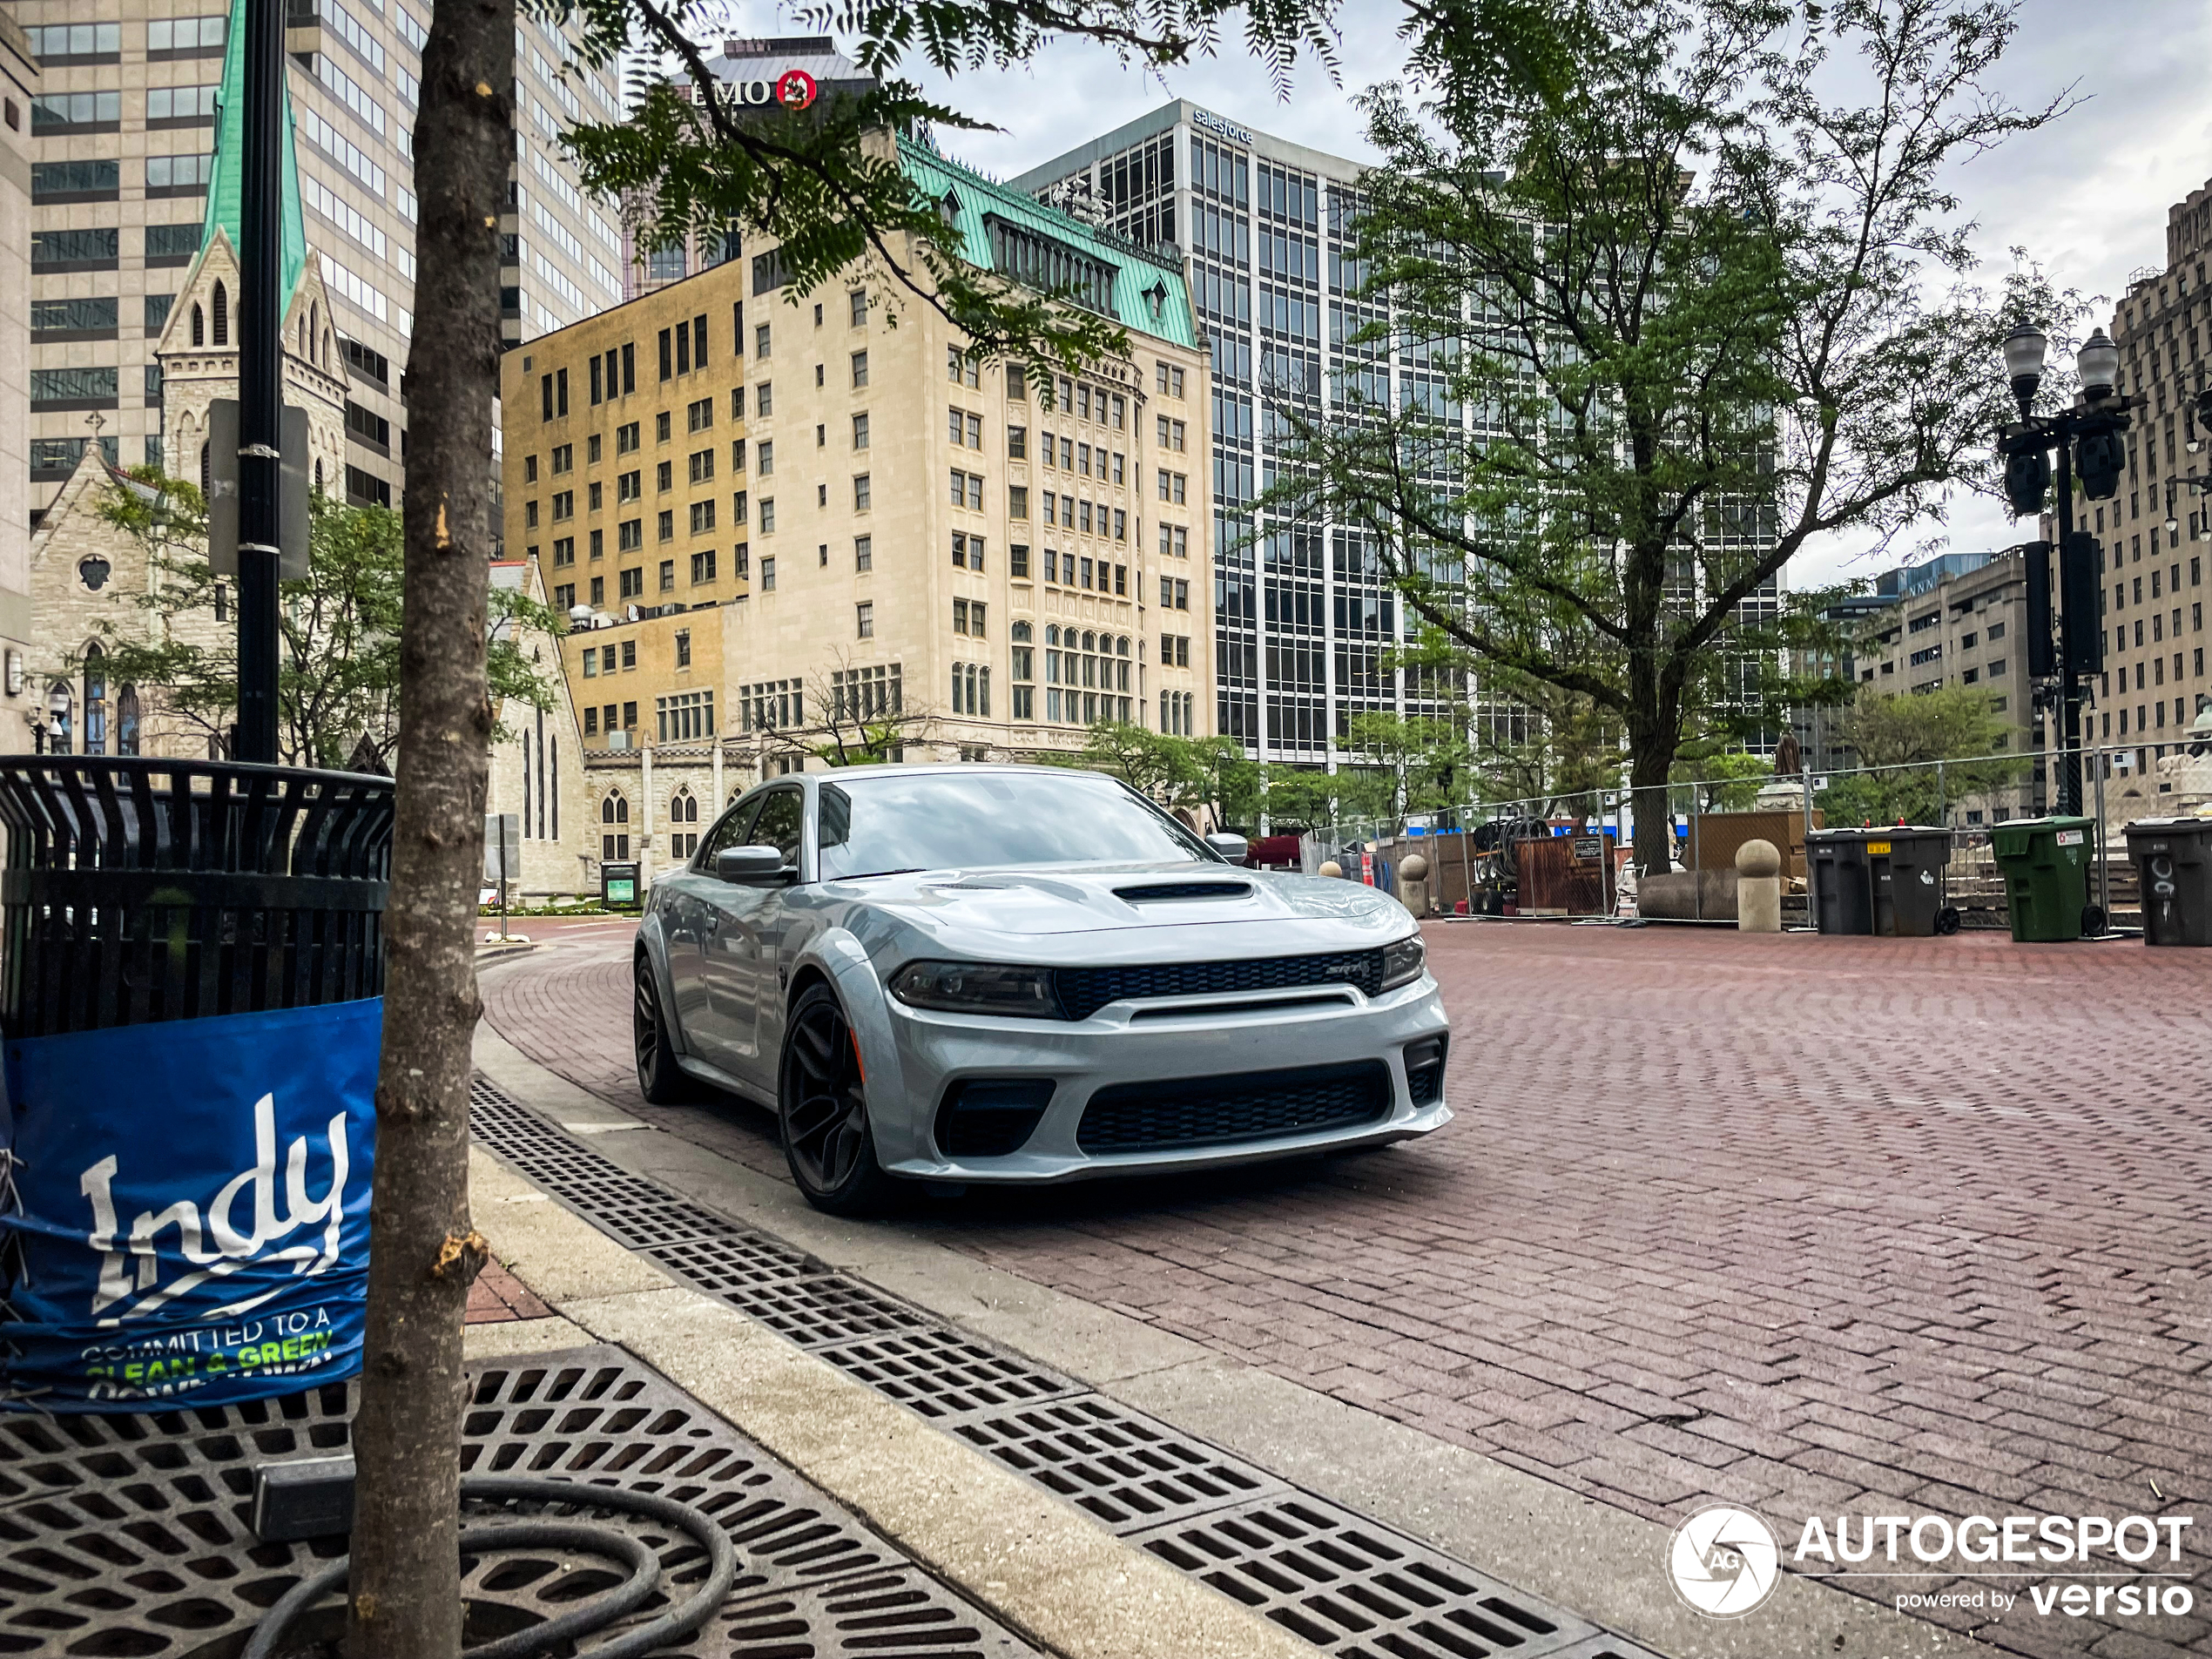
<box><xmin>2</xmin><ymin>999</ymin><xmax>380</xmax><ymax>1411</ymax></box>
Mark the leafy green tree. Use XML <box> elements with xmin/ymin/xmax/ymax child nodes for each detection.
<box><xmin>360</xmin><ymin>5</ymin><xmax>1345</xmax><ymax>1647</ymax></box>
<box><xmin>1672</xmin><ymin>745</ymin><xmax>1772</xmax><ymax>811</ymax></box>
<box><xmin>1819</xmin><ymin>686</ymin><xmax>2027</xmax><ymax>825</ymax></box>
<box><xmin>1272</xmin><ymin>0</ymin><xmax>2067</xmax><ymax>869</ymax></box>
<box><xmin>84</xmin><ymin>472</ymin><xmax>560</xmax><ymax>767</ymax></box>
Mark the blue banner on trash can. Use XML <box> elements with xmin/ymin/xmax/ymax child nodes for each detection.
<box><xmin>2</xmin><ymin>998</ymin><xmax>380</xmax><ymax>1411</ymax></box>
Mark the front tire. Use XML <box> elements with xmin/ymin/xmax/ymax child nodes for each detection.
<box><xmin>634</xmin><ymin>956</ymin><xmax>695</xmax><ymax>1103</ymax></box>
<box><xmin>779</xmin><ymin>984</ymin><xmax>895</xmax><ymax>1216</ymax></box>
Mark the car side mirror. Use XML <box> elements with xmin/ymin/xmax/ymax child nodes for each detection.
<box><xmin>715</xmin><ymin>845</ymin><xmax>791</xmax><ymax>885</ymax></box>
<box><xmin>1204</xmin><ymin>832</ymin><xmax>1249</xmax><ymax>864</ymax></box>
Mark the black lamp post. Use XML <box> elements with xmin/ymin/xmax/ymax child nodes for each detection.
<box><xmin>1997</xmin><ymin>322</ymin><xmax>2132</xmax><ymax>817</ymax></box>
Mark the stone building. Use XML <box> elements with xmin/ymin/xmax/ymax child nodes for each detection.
<box><xmin>1851</xmin><ymin>548</ymin><xmax>2042</xmax><ymax>824</ymax></box>
<box><xmin>501</xmin><ymin>131</ymin><xmax>1217</xmax><ymax>901</ymax></box>
<box><xmin>1</xmin><ymin>17</ymin><xmax>38</xmax><ymax>749</ymax></box>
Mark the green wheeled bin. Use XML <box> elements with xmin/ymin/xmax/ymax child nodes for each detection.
<box><xmin>1989</xmin><ymin>816</ymin><xmax>2099</xmax><ymax>941</ymax></box>
<box><xmin>2122</xmin><ymin>817</ymin><xmax>2212</xmax><ymax>946</ymax></box>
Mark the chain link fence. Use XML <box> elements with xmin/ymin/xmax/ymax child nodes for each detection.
<box><xmin>1271</xmin><ymin>742</ymin><xmax>2210</xmax><ymax>930</ymax></box>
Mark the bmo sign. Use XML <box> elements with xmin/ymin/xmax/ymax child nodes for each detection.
<box><xmin>729</xmin><ymin>69</ymin><xmax>818</xmax><ymax>110</ymax></box>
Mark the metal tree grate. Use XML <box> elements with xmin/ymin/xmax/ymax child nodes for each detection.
<box><xmin>950</xmin><ymin>1396</ymin><xmax>1286</xmax><ymax>1532</ymax></box>
<box><xmin>0</xmin><ymin>1344</ymin><xmax>1042</xmax><ymax>1659</ymax></box>
<box><xmin>463</xmin><ymin>1076</ymin><xmax>1658</xmax><ymax>1659</ymax></box>
<box><xmin>1133</xmin><ymin>1494</ymin><xmax>1608</xmax><ymax>1659</ymax></box>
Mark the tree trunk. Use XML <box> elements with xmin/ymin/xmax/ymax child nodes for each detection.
<box><xmin>346</xmin><ymin>1</ymin><xmax>512</xmax><ymax>1655</ymax></box>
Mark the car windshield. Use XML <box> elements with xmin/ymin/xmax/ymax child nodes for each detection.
<box><xmin>816</xmin><ymin>771</ymin><xmax>1215</xmax><ymax>879</ymax></box>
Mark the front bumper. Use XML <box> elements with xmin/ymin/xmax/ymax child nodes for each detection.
<box><xmin>870</xmin><ymin>976</ymin><xmax>1452</xmax><ymax>1184</ymax></box>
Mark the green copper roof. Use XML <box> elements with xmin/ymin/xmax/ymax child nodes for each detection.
<box><xmin>899</xmin><ymin>136</ymin><xmax>1197</xmax><ymax>348</ymax></box>
<box><xmin>203</xmin><ymin>0</ymin><xmax>308</xmax><ymax>299</ymax></box>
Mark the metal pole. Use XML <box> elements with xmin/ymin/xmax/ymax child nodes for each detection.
<box><xmin>234</xmin><ymin>0</ymin><xmax>285</xmax><ymax>764</ymax></box>
<box><xmin>2053</xmin><ymin>438</ymin><xmax>2083</xmax><ymax>817</ymax></box>
<box><xmin>2094</xmin><ymin>741</ymin><xmax>2110</xmax><ymax>926</ymax></box>
<box><xmin>1459</xmin><ymin>812</ymin><xmax>1472</xmax><ymax>914</ymax></box>
<box><xmin>1936</xmin><ymin>759</ymin><xmax>1946</xmax><ymax>826</ymax></box>
<box><xmin>1690</xmin><ymin>790</ymin><xmax>1702</xmax><ymax>921</ymax></box>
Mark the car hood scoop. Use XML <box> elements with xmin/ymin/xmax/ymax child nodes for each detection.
<box><xmin>1112</xmin><ymin>880</ymin><xmax>1254</xmax><ymax>901</ymax></box>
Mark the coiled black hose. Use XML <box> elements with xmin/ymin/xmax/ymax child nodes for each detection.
<box><xmin>242</xmin><ymin>1474</ymin><xmax>739</xmax><ymax>1659</ymax></box>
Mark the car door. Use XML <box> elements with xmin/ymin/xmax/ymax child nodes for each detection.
<box><xmin>699</xmin><ymin>784</ymin><xmax>804</xmax><ymax>1081</ymax></box>
<box><xmin>666</xmin><ymin>795</ymin><xmax>759</xmax><ymax>1068</ymax></box>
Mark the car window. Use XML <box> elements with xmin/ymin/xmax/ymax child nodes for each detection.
<box><xmin>696</xmin><ymin>796</ymin><xmax>762</xmax><ymax>867</ymax></box>
<box><xmin>816</xmin><ymin>771</ymin><xmax>1213</xmax><ymax>879</ymax></box>
<box><xmin>750</xmin><ymin>788</ymin><xmax>805</xmax><ymax>867</ymax></box>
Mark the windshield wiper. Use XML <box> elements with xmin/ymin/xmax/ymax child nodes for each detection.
<box><xmin>840</xmin><ymin>867</ymin><xmax>926</xmax><ymax>880</ymax></box>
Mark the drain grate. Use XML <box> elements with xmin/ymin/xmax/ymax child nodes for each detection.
<box><xmin>0</xmin><ymin>1343</ymin><xmax>1042</xmax><ymax>1659</ymax></box>
<box><xmin>809</xmin><ymin>1329</ymin><xmax>1082</xmax><ymax>1421</ymax></box>
<box><xmin>466</xmin><ymin>1076</ymin><xmax>1658</xmax><ymax>1659</ymax></box>
<box><xmin>950</xmin><ymin>1396</ymin><xmax>1287</xmax><ymax>1531</ymax></box>
<box><xmin>720</xmin><ymin>1569</ymin><xmax>1040</xmax><ymax>1658</ymax></box>
<box><xmin>1134</xmin><ymin>1494</ymin><xmax>1606</xmax><ymax>1659</ymax></box>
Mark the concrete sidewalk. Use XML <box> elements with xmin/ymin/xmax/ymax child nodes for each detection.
<box><xmin>469</xmin><ymin>1019</ymin><xmax>1990</xmax><ymax>1659</ymax></box>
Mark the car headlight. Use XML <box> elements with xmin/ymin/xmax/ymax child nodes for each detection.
<box><xmin>1379</xmin><ymin>934</ymin><xmax>1426</xmax><ymax>991</ymax></box>
<box><xmin>890</xmin><ymin>961</ymin><xmax>1062</xmax><ymax>1018</ymax></box>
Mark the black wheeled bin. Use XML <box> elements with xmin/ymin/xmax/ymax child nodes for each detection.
<box><xmin>2123</xmin><ymin>818</ymin><xmax>2212</xmax><ymax>946</ymax></box>
<box><xmin>1808</xmin><ymin>829</ymin><xmax>1874</xmax><ymax>934</ymax></box>
<box><xmin>1868</xmin><ymin>826</ymin><xmax>1958</xmax><ymax>936</ymax></box>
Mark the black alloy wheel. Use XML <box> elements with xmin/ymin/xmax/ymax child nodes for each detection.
<box><xmin>634</xmin><ymin>955</ymin><xmax>694</xmax><ymax>1103</ymax></box>
<box><xmin>779</xmin><ymin>983</ymin><xmax>894</xmax><ymax>1215</ymax></box>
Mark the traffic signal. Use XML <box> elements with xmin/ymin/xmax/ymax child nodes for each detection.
<box><xmin>2022</xmin><ymin>539</ymin><xmax>2055</xmax><ymax>678</ymax></box>
<box><xmin>2075</xmin><ymin>429</ymin><xmax>2126</xmax><ymax>500</ymax></box>
<box><xmin>2003</xmin><ymin>448</ymin><xmax>2050</xmax><ymax>516</ymax></box>
<box><xmin>2060</xmin><ymin>531</ymin><xmax>2104</xmax><ymax>679</ymax></box>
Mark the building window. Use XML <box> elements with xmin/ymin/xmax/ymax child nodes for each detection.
<box><xmin>759</xmin><ymin>499</ymin><xmax>776</xmax><ymax>533</ymax></box>
<box><xmin>761</xmin><ymin>556</ymin><xmax>776</xmax><ymax>591</ymax></box>
<box><xmin>619</xmin><ymin>567</ymin><xmax>644</xmax><ymax>599</ymax></box>
<box><xmin>857</xmin><ymin>602</ymin><xmax>874</xmax><ymax>638</ymax></box>
<box><xmin>854</xmin><ymin>535</ymin><xmax>873</xmax><ymax>572</ymax></box>
<box><xmin>691</xmin><ymin>548</ymin><xmax>718</xmax><ymax>584</ymax></box>
<box><xmin>1010</xmin><ymin>543</ymin><xmax>1029</xmax><ymax>579</ymax></box>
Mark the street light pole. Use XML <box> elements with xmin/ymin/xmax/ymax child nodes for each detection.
<box><xmin>233</xmin><ymin>0</ymin><xmax>286</xmax><ymax>765</ymax></box>
<box><xmin>1998</xmin><ymin>322</ymin><xmax>2128</xmax><ymax>819</ymax></box>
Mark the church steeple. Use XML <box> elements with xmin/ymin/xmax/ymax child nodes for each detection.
<box><xmin>202</xmin><ymin>0</ymin><xmax>307</xmax><ymax>300</ymax></box>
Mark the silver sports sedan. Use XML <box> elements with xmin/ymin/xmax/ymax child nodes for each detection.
<box><xmin>632</xmin><ymin>765</ymin><xmax>1450</xmax><ymax>1213</ymax></box>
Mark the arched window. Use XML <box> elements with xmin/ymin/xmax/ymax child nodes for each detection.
<box><xmin>116</xmin><ymin>685</ymin><xmax>141</xmax><ymax>756</ymax></box>
<box><xmin>200</xmin><ymin>442</ymin><xmax>210</xmax><ymax>496</ymax></box>
<box><xmin>1011</xmin><ymin>621</ymin><xmax>1033</xmax><ymax>644</ymax></box>
<box><xmin>668</xmin><ymin>786</ymin><xmax>699</xmax><ymax>858</ymax></box>
<box><xmin>83</xmin><ymin>644</ymin><xmax>107</xmax><ymax>756</ymax></box>
<box><xmin>212</xmin><ymin>280</ymin><xmax>229</xmax><ymax>345</ymax></box>
<box><xmin>191</xmin><ymin>303</ymin><xmax>204</xmax><ymax>347</ymax></box>
<box><xmin>600</xmin><ymin>791</ymin><xmax>630</xmax><ymax>861</ymax></box>
<box><xmin>297</xmin><ymin>314</ymin><xmax>307</xmax><ymax>354</ymax></box>
<box><xmin>310</xmin><ymin>304</ymin><xmax>320</xmax><ymax>361</ymax></box>
<box><xmin>314</xmin><ymin>458</ymin><xmax>323</xmax><ymax>491</ymax></box>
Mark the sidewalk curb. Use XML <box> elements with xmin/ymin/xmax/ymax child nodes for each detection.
<box><xmin>470</xmin><ymin>1014</ymin><xmax>1998</xmax><ymax>1659</ymax></box>
<box><xmin>469</xmin><ymin>1145</ymin><xmax>1317</xmax><ymax>1659</ymax></box>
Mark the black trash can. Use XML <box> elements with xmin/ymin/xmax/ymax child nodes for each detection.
<box><xmin>1808</xmin><ymin>829</ymin><xmax>1874</xmax><ymax>934</ymax></box>
<box><xmin>0</xmin><ymin>758</ymin><xmax>393</xmax><ymax>1412</ymax></box>
<box><xmin>600</xmin><ymin>859</ymin><xmax>642</xmax><ymax>909</ymax></box>
<box><xmin>1869</xmin><ymin>827</ymin><xmax>1959</xmax><ymax>937</ymax></box>
<box><xmin>2123</xmin><ymin>818</ymin><xmax>2212</xmax><ymax>946</ymax></box>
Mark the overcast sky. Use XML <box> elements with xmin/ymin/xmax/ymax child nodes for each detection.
<box><xmin>743</xmin><ymin>0</ymin><xmax>2212</xmax><ymax>591</ymax></box>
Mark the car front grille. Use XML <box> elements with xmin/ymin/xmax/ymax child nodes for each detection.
<box><xmin>1053</xmin><ymin>949</ymin><xmax>1383</xmax><ymax>1022</ymax></box>
<box><xmin>1076</xmin><ymin>1060</ymin><xmax>1393</xmax><ymax>1155</ymax></box>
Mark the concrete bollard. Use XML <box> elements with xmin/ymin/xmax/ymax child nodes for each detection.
<box><xmin>1399</xmin><ymin>853</ymin><xmax>1430</xmax><ymax>917</ymax></box>
<box><xmin>1318</xmin><ymin>860</ymin><xmax>1343</xmax><ymax>879</ymax></box>
<box><xmin>1737</xmin><ymin>838</ymin><xmax>1782</xmax><ymax>934</ymax></box>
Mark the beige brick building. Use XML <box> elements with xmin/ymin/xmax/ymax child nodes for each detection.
<box><xmin>1</xmin><ymin>16</ymin><xmax>38</xmax><ymax>748</ymax></box>
<box><xmin>502</xmin><ymin>135</ymin><xmax>1217</xmax><ymax>885</ymax></box>
<box><xmin>2100</xmin><ymin>174</ymin><xmax>2212</xmax><ymax>770</ymax></box>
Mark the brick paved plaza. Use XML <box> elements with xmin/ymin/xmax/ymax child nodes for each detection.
<box><xmin>482</xmin><ymin>919</ymin><xmax>2212</xmax><ymax>1656</ymax></box>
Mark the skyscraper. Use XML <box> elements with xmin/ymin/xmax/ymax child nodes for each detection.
<box><xmin>1020</xmin><ymin>102</ymin><xmax>1787</xmax><ymax>776</ymax></box>
<box><xmin>19</xmin><ymin>0</ymin><xmax>624</xmax><ymax>524</ymax></box>
<box><xmin>1017</xmin><ymin>104</ymin><xmax>1378</xmax><ymax>763</ymax></box>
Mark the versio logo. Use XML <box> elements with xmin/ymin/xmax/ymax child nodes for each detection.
<box><xmin>1669</xmin><ymin>1505</ymin><xmax>1782</xmax><ymax>1618</ymax></box>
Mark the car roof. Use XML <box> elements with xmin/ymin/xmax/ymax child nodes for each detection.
<box><xmin>765</xmin><ymin>763</ymin><xmax>1108</xmax><ymax>786</ymax></box>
